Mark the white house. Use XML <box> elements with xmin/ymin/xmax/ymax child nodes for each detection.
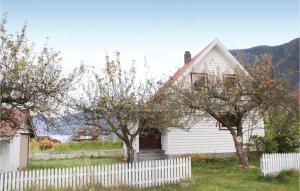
<box><xmin>132</xmin><ymin>39</ymin><xmax>264</xmax><ymax>160</ymax></box>
<box><xmin>0</xmin><ymin>110</ymin><xmax>36</xmax><ymax>172</ymax></box>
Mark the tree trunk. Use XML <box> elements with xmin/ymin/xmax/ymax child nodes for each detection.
<box><xmin>125</xmin><ymin>142</ymin><xmax>134</xmax><ymax>163</ymax></box>
<box><xmin>233</xmin><ymin>138</ymin><xmax>249</xmax><ymax>168</ymax></box>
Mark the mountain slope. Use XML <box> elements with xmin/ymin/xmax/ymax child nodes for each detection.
<box><xmin>230</xmin><ymin>38</ymin><xmax>299</xmax><ymax>85</ymax></box>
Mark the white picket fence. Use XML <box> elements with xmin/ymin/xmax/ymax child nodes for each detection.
<box><xmin>260</xmin><ymin>153</ymin><xmax>300</xmax><ymax>176</ymax></box>
<box><xmin>0</xmin><ymin>157</ymin><xmax>191</xmax><ymax>191</ymax></box>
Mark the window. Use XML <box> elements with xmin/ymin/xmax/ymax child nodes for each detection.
<box><xmin>217</xmin><ymin>121</ymin><xmax>237</xmax><ymax>131</ymax></box>
<box><xmin>223</xmin><ymin>74</ymin><xmax>237</xmax><ymax>90</ymax></box>
<box><xmin>191</xmin><ymin>73</ymin><xmax>207</xmax><ymax>91</ymax></box>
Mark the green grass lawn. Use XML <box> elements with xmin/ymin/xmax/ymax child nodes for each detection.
<box><xmin>172</xmin><ymin>159</ymin><xmax>299</xmax><ymax>191</ymax></box>
<box><xmin>116</xmin><ymin>158</ymin><xmax>299</xmax><ymax>191</ymax></box>
<box><xmin>27</xmin><ymin>157</ymin><xmax>299</xmax><ymax>191</ymax></box>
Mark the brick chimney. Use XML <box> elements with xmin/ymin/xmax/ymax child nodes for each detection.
<box><xmin>184</xmin><ymin>51</ymin><xmax>191</xmax><ymax>65</ymax></box>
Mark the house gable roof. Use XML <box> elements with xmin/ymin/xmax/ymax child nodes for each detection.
<box><xmin>0</xmin><ymin>109</ymin><xmax>36</xmax><ymax>139</ymax></box>
<box><xmin>170</xmin><ymin>39</ymin><xmax>248</xmax><ymax>83</ymax></box>
<box><xmin>149</xmin><ymin>39</ymin><xmax>250</xmax><ymax>103</ymax></box>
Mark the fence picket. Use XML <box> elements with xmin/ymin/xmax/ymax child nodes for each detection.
<box><xmin>108</xmin><ymin>164</ymin><xmax>112</xmax><ymax>187</ymax></box>
<box><xmin>169</xmin><ymin>158</ymin><xmax>172</xmax><ymax>183</ymax></box>
<box><xmin>133</xmin><ymin>162</ymin><xmax>137</xmax><ymax>187</ymax></box>
<box><xmin>124</xmin><ymin>163</ymin><xmax>127</xmax><ymax>186</ymax></box>
<box><xmin>3</xmin><ymin>172</ymin><xmax>6</xmax><ymax>191</ymax></box>
<box><xmin>65</xmin><ymin>168</ymin><xmax>68</xmax><ymax>189</ymax></box>
<box><xmin>35</xmin><ymin>169</ymin><xmax>38</xmax><ymax>190</ymax></box>
<box><xmin>0</xmin><ymin>172</ymin><xmax>3</xmax><ymax>191</ymax></box>
<box><xmin>7</xmin><ymin>172</ymin><xmax>11</xmax><ymax>191</ymax></box>
<box><xmin>182</xmin><ymin>158</ymin><xmax>186</xmax><ymax>181</ymax></box>
<box><xmin>164</xmin><ymin>159</ymin><xmax>167</xmax><ymax>185</ymax></box>
<box><xmin>128</xmin><ymin>162</ymin><xmax>132</xmax><ymax>187</ymax></box>
<box><xmin>39</xmin><ymin>170</ymin><xmax>42</xmax><ymax>190</ymax></box>
<box><xmin>189</xmin><ymin>157</ymin><xmax>192</xmax><ymax>179</ymax></box>
<box><xmin>260</xmin><ymin>153</ymin><xmax>300</xmax><ymax>176</ymax></box>
<box><xmin>141</xmin><ymin>161</ymin><xmax>145</xmax><ymax>188</ymax></box>
<box><xmin>0</xmin><ymin>157</ymin><xmax>191</xmax><ymax>190</ymax></box>
<box><xmin>11</xmin><ymin>171</ymin><xmax>16</xmax><ymax>190</ymax></box>
<box><xmin>62</xmin><ymin>167</ymin><xmax>65</xmax><ymax>189</ymax></box>
<box><xmin>81</xmin><ymin>166</ymin><xmax>85</xmax><ymax>188</ymax></box>
<box><xmin>95</xmin><ymin>165</ymin><xmax>99</xmax><ymax>185</ymax></box>
<box><xmin>25</xmin><ymin>170</ymin><xmax>29</xmax><ymax>190</ymax></box>
<box><xmin>161</xmin><ymin>160</ymin><xmax>165</xmax><ymax>185</ymax></box>
<box><xmin>28</xmin><ymin>170</ymin><xmax>32</xmax><ymax>190</ymax></box>
<box><xmin>41</xmin><ymin>169</ymin><xmax>44</xmax><ymax>190</ymax></box>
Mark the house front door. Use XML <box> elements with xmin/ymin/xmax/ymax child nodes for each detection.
<box><xmin>139</xmin><ymin>128</ymin><xmax>161</xmax><ymax>149</ymax></box>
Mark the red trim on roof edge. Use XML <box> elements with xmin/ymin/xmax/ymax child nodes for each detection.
<box><xmin>149</xmin><ymin>40</ymin><xmax>215</xmax><ymax>103</ymax></box>
<box><xmin>170</xmin><ymin>41</ymin><xmax>213</xmax><ymax>83</ymax></box>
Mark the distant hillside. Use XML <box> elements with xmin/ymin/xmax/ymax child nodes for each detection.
<box><xmin>230</xmin><ymin>38</ymin><xmax>299</xmax><ymax>85</ymax></box>
<box><xmin>33</xmin><ymin>113</ymin><xmax>110</xmax><ymax>136</ymax></box>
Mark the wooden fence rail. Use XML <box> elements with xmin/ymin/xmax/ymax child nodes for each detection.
<box><xmin>260</xmin><ymin>153</ymin><xmax>300</xmax><ymax>176</ymax></box>
<box><xmin>0</xmin><ymin>157</ymin><xmax>191</xmax><ymax>191</ymax></box>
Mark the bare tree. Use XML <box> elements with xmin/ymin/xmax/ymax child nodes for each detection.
<box><xmin>0</xmin><ymin>17</ymin><xmax>82</xmax><ymax>127</ymax></box>
<box><xmin>71</xmin><ymin>53</ymin><xmax>187</xmax><ymax>162</ymax></box>
<box><xmin>172</xmin><ymin>55</ymin><xmax>292</xmax><ymax>167</ymax></box>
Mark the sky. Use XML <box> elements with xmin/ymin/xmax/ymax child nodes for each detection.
<box><xmin>1</xmin><ymin>0</ymin><xmax>299</xmax><ymax>78</ymax></box>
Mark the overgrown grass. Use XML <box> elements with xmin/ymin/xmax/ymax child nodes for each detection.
<box><xmin>30</xmin><ymin>140</ymin><xmax>123</xmax><ymax>153</ymax></box>
<box><xmin>53</xmin><ymin>141</ymin><xmax>122</xmax><ymax>152</ymax></box>
<box><xmin>27</xmin><ymin>157</ymin><xmax>299</xmax><ymax>190</ymax></box>
<box><xmin>28</xmin><ymin>157</ymin><xmax>117</xmax><ymax>169</ymax></box>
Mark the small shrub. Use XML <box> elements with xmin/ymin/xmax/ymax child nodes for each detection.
<box><xmin>252</xmin><ymin>135</ymin><xmax>278</xmax><ymax>153</ymax></box>
<box><xmin>263</xmin><ymin>135</ymin><xmax>279</xmax><ymax>153</ymax></box>
<box><xmin>38</xmin><ymin>138</ymin><xmax>53</xmax><ymax>151</ymax></box>
<box><xmin>29</xmin><ymin>139</ymin><xmax>41</xmax><ymax>153</ymax></box>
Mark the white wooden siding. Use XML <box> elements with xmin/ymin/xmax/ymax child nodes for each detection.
<box><xmin>0</xmin><ymin>133</ymin><xmax>21</xmax><ymax>172</ymax></box>
<box><xmin>167</xmin><ymin>118</ymin><xmax>235</xmax><ymax>154</ymax></box>
<box><xmin>161</xmin><ymin>132</ymin><xmax>170</xmax><ymax>154</ymax></box>
<box><xmin>166</xmin><ymin>115</ymin><xmax>264</xmax><ymax>155</ymax></box>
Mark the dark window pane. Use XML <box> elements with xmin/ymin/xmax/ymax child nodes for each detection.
<box><xmin>191</xmin><ymin>73</ymin><xmax>207</xmax><ymax>91</ymax></box>
<box><xmin>224</xmin><ymin>75</ymin><xmax>237</xmax><ymax>90</ymax></box>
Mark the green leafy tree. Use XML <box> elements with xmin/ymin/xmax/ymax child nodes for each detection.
<box><xmin>172</xmin><ymin>55</ymin><xmax>294</xmax><ymax>168</ymax></box>
<box><xmin>264</xmin><ymin>106</ymin><xmax>299</xmax><ymax>153</ymax></box>
<box><xmin>71</xmin><ymin>53</ymin><xmax>187</xmax><ymax>162</ymax></box>
<box><xmin>0</xmin><ymin>17</ymin><xmax>82</xmax><ymax>126</ymax></box>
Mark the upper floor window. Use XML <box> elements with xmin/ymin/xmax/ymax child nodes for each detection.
<box><xmin>191</xmin><ymin>73</ymin><xmax>207</xmax><ymax>91</ymax></box>
<box><xmin>223</xmin><ymin>74</ymin><xmax>237</xmax><ymax>90</ymax></box>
